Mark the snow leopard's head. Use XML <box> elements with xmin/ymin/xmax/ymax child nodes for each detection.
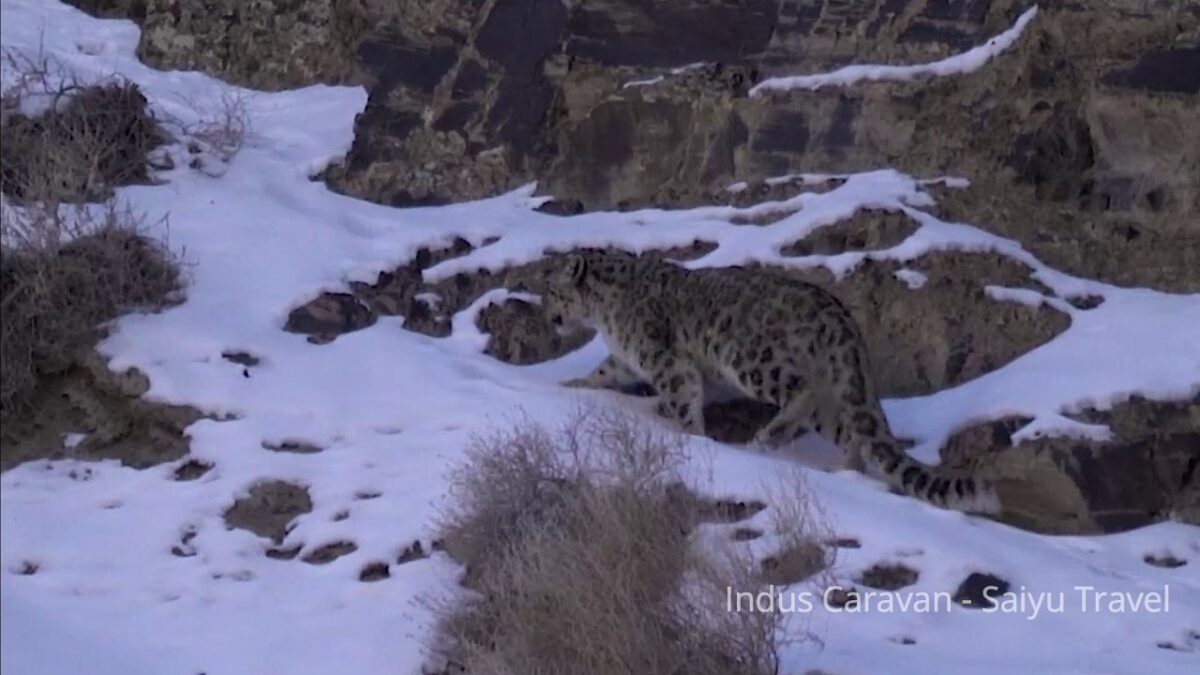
<box><xmin>539</xmin><ymin>250</ymin><xmax>640</xmax><ymax>332</ymax></box>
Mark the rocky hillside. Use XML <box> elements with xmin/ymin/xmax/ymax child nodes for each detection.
<box><xmin>69</xmin><ymin>0</ymin><xmax>1200</xmax><ymax>293</ymax></box>
<box><xmin>48</xmin><ymin>0</ymin><xmax>1200</xmax><ymax>533</ymax></box>
<box><xmin>3</xmin><ymin>3</ymin><xmax>1198</xmax><ymax>672</ymax></box>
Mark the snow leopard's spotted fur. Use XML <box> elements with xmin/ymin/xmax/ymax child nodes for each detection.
<box><xmin>540</xmin><ymin>250</ymin><xmax>999</xmax><ymax>514</ymax></box>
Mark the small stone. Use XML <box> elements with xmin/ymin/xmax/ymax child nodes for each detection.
<box><xmin>397</xmin><ymin>540</ymin><xmax>428</xmax><ymax>565</ymax></box>
<box><xmin>953</xmin><ymin>572</ymin><xmax>1010</xmax><ymax>609</ymax></box>
<box><xmin>302</xmin><ymin>541</ymin><xmax>357</xmax><ymax>565</ymax></box>
<box><xmin>359</xmin><ymin>562</ymin><xmax>390</xmax><ymax>582</ymax></box>
<box><xmin>857</xmin><ymin>563</ymin><xmax>919</xmax><ymax>591</ymax></box>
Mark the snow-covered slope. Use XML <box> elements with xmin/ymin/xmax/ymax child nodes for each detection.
<box><xmin>1</xmin><ymin>2</ymin><xmax>1197</xmax><ymax>674</ymax></box>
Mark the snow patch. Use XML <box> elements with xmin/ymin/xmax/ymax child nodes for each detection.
<box><xmin>1010</xmin><ymin>414</ymin><xmax>1113</xmax><ymax>444</ymax></box>
<box><xmin>751</xmin><ymin>6</ymin><xmax>1040</xmax><ymax>94</ymax></box>
<box><xmin>62</xmin><ymin>433</ymin><xmax>88</xmax><ymax>449</ymax></box>
<box><xmin>621</xmin><ymin>75</ymin><xmax>664</xmax><ymax>89</ymax></box>
<box><xmin>985</xmin><ymin>284</ymin><xmax>1076</xmax><ymax>314</ymax></box>
<box><xmin>894</xmin><ymin>268</ymin><xmax>928</xmax><ymax>289</ymax></box>
<box><xmin>449</xmin><ymin>288</ymin><xmax>541</xmax><ymax>353</ymax></box>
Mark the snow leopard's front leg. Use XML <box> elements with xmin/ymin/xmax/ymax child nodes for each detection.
<box><xmin>649</xmin><ymin>360</ymin><xmax>706</xmax><ymax>436</ymax></box>
<box><xmin>562</xmin><ymin>355</ymin><xmax>643</xmax><ymax>390</ymax></box>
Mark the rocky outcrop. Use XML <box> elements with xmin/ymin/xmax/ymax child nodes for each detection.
<box><xmin>286</xmin><ymin>237</ymin><xmax>1070</xmax><ymax>405</ymax></box>
<box><xmin>0</xmin><ymin>349</ymin><xmax>204</xmax><ymax>471</ymax></box>
<box><xmin>224</xmin><ymin>480</ymin><xmax>313</xmax><ymax>543</ymax></box>
<box><xmin>75</xmin><ymin>1</ymin><xmax>1199</xmax><ymax>290</ymax></box>
<box><xmin>325</xmin><ymin>0</ymin><xmax>1199</xmax><ymax>292</ymax></box>
<box><xmin>66</xmin><ymin>0</ymin><xmax>378</xmax><ymax>89</ymax></box>
<box><xmin>941</xmin><ymin>394</ymin><xmax>1200</xmax><ymax>534</ymax></box>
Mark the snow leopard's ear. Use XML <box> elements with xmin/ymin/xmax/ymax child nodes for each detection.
<box><xmin>565</xmin><ymin>254</ymin><xmax>588</xmax><ymax>287</ymax></box>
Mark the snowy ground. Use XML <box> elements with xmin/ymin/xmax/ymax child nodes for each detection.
<box><xmin>2</xmin><ymin>2</ymin><xmax>1199</xmax><ymax>674</ymax></box>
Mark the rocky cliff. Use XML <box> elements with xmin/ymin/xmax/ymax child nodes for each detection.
<box><xmin>69</xmin><ymin>1</ymin><xmax>1199</xmax><ymax>292</ymax></box>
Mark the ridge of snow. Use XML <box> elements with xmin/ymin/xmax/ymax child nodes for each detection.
<box><xmin>750</xmin><ymin>6</ymin><xmax>1040</xmax><ymax>95</ymax></box>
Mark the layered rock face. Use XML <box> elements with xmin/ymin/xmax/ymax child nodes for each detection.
<box><xmin>67</xmin><ymin>0</ymin><xmax>375</xmax><ymax>89</ymax></box>
<box><xmin>71</xmin><ymin>1</ymin><xmax>1200</xmax><ymax>292</ymax></box>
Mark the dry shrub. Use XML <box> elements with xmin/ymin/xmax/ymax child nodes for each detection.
<box><xmin>1</xmin><ymin>46</ymin><xmax>163</xmax><ymax>203</ymax></box>
<box><xmin>0</xmin><ymin>43</ymin><xmax>180</xmax><ymax>419</ymax></box>
<box><xmin>0</xmin><ymin>200</ymin><xmax>181</xmax><ymax>417</ymax></box>
<box><xmin>433</xmin><ymin>408</ymin><xmax>828</xmax><ymax>675</ymax></box>
<box><xmin>758</xmin><ymin>469</ymin><xmax>838</xmax><ymax>587</ymax></box>
<box><xmin>183</xmin><ymin>91</ymin><xmax>251</xmax><ymax>165</ymax></box>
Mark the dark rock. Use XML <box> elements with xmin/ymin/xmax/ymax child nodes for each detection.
<box><xmin>822</xmin><ymin>95</ymin><xmax>860</xmax><ymax>156</ymax></box>
<box><xmin>477</xmin><ymin>298</ymin><xmax>592</xmax><ymax>365</ymax></box>
<box><xmin>173</xmin><ymin>459</ymin><xmax>213</xmax><ymax>481</ymax></box>
<box><xmin>781</xmin><ymin>210</ymin><xmax>920</xmax><ymax>257</ymax></box>
<box><xmin>564</xmin><ymin>0</ymin><xmax>777</xmax><ymax>67</ymax></box>
<box><xmin>224</xmin><ymin>480</ymin><xmax>313</xmax><ymax>544</ymax></box>
<box><xmin>1006</xmin><ymin>104</ymin><xmax>1095</xmax><ymax>203</ymax></box>
<box><xmin>857</xmin><ymin>562</ymin><xmax>920</xmax><ymax>590</ymax></box>
<box><xmin>761</xmin><ymin>542</ymin><xmax>827</xmax><ymax>585</ymax></box>
<box><xmin>134</xmin><ymin>0</ymin><xmax>376</xmax><ymax>90</ymax></box>
<box><xmin>535</xmin><ymin>199</ymin><xmax>585</xmax><ymax>216</ymax></box>
<box><xmin>284</xmin><ymin>293</ymin><xmax>376</xmax><ymax>341</ymax></box>
<box><xmin>781</xmin><ymin>252</ymin><xmax>1070</xmax><ymax>398</ymax></box>
<box><xmin>358</xmin><ymin>37</ymin><xmax>457</xmax><ymax>94</ymax></box>
<box><xmin>451</xmin><ymin>59</ymin><xmax>489</xmax><ymax>96</ymax></box>
<box><xmin>945</xmin><ymin>395</ymin><xmax>1200</xmax><ymax>534</ymax></box>
<box><xmin>899</xmin><ymin>21</ymin><xmax>974</xmax><ymax>47</ymax></box>
<box><xmin>265</xmin><ymin>545</ymin><xmax>302</xmax><ymax>560</ymax></box>
<box><xmin>397</xmin><ymin>540</ymin><xmax>428</xmax><ymax>565</ymax></box>
<box><xmin>302</xmin><ymin>541</ymin><xmax>358</xmax><ymax>565</ymax></box>
<box><xmin>359</xmin><ymin>561</ymin><xmax>390</xmax><ymax>581</ymax></box>
<box><xmin>1066</xmin><ymin>294</ymin><xmax>1104</xmax><ymax>310</ymax></box>
<box><xmin>1103</xmin><ymin>46</ymin><xmax>1200</xmax><ymax>94</ymax></box>
<box><xmin>261</xmin><ymin>439</ymin><xmax>324</xmax><ymax>454</ymax></box>
<box><xmin>953</xmin><ymin>572</ymin><xmax>1011</xmax><ymax>609</ymax></box>
<box><xmin>221</xmin><ymin>351</ymin><xmax>260</xmax><ymax>367</ymax></box>
<box><xmin>825</xmin><ymin>586</ymin><xmax>859</xmax><ymax>609</ymax></box>
<box><xmin>476</xmin><ymin>0</ymin><xmax>566</xmax><ymax>157</ymax></box>
<box><xmin>566</xmin><ymin>0</ymin><xmax>772</xmax><ymax>65</ymax></box>
<box><xmin>1143</xmin><ymin>553</ymin><xmax>1187</xmax><ymax>569</ymax></box>
<box><xmin>751</xmin><ymin>110</ymin><xmax>811</xmax><ymax>154</ymax></box>
<box><xmin>2</xmin><ymin>354</ymin><xmax>202</xmax><ymax>472</ymax></box>
<box><xmin>170</xmin><ymin>529</ymin><xmax>197</xmax><ymax>557</ymax></box>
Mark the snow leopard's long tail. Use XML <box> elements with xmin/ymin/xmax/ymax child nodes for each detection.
<box><xmin>837</xmin><ymin>407</ymin><xmax>1001</xmax><ymax>514</ymax></box>
<box><xmin>865</xmin><ymin>438</ymin><xmax>1000</xmax><ymax>514</ymax></box>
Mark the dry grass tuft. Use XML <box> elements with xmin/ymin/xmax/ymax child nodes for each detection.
<box><xmin>0</xmin><ymin>201</ymin><xmax>182</xmax><ymax>418</ymax></box>
<box><xmin>184</xmin><ymin>91</ymin><xmax>251</xmax><ymax>165</ymax></box>
<box><xmin>1</xmin><ymin>45</ymin><xmax>163</xmax><ymax>204</ymax></box>
<box><xmin>431</xmin><ymin>408</ymin><xmax>830</xmax><ymax>675</ymax></box>
<box><xmin>0</xmin><ymin>42</ymin><xmax>181</xmax><ymax>420</ymax></box>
